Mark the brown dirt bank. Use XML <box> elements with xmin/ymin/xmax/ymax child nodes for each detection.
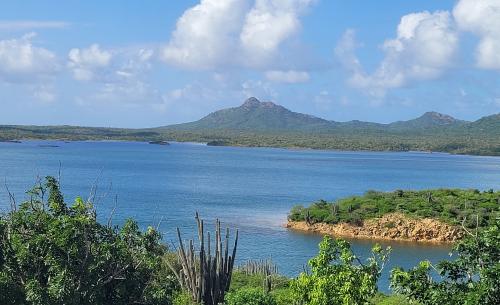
<box><xmin>286</xmin><ymin>213</ymin><xmax>464</xmax><ymax>243</ymax></box>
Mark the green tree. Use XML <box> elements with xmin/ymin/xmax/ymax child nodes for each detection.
<box><xmin>0</xmin><ymin>176</ymin><xmax>179</xmax><ymax>305</ymax></box>
<box><xmin>390</xmin><ymin>219</ymin><xmax>500</xmax><ymax>305</ymax></box>
<box><xmin>291</xmin><ymin>236</ymin><xmax>390</xmax><ymax>305</ymax></box>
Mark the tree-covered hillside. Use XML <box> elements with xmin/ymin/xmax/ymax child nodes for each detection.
<box><xmin>2</xmin><ymin>97</ymin><xmax>499</xmax><ymax>156</ymax></box>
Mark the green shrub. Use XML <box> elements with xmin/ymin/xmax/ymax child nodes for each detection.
<box><xmin>391</xmin><ymin>219</ymin><xmax>500</xmax><ymax>304</ymax></box>
<box><xmin>371</xmin><ymin>293</ymin><xmax>412</xmax><ymax>305</ymax></box>
<box><xmin>291</xmin><ymin>236</ymin><xmax>391</xmax><ymax>305</ymax></box>
<box><xmin>225</xmin><ymin>288</ymin><xmax>277</xmax><ymax>305</ymax></box>
<box><xmin>173</xmin><ymin>291</ymin><xmax>198</xmax><ymax>305</ymax></box>
<box><xmin>270</xmin><ymin>288</ymin><xmax>295</xmax><ymax>305</ymax></box>
<box><xmin>0</xmin><ymin>177</ymin><xmax>179</xmax><ymax>305</ymax></box>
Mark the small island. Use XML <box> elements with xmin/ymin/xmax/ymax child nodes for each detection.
<box><xmin>287</xmin><ymin>189</ymin><xmax>499</xmax><ymax>243</ymax></box>
<box><xmin>148</xmin><ymin>140</ymin><xmax>170</xmax><ymax>146</ymax></box>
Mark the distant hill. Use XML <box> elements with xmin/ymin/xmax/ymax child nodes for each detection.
<box><xmin>388</xmin><ymin>112</ymin><xmax>467</xmax><ymax>130</ymax></box>
<box><xmin>462</xmin><ymin>113</ymin><xmax>500</xmax><ymax>135</ymax></box>
<box><xmin>166</xmin><ymin>97</ymin><xmax>332</xmax><ymax>132</ymax></box>
<box><xmin>163</xmin><ymin>97</ymin><xmax>482</xmax><ymax>134</ymax></box>
<box><xmin>1</xmin><ymin>97</ymin><xmax>499</xmax><ymax>156</ymax></box>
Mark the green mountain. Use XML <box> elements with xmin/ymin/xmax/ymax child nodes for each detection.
<box><xmin>387</xmin><ymin>111</ymin><xmax>467</xmax><ymax>130</ymax></box>
<box><xmin>166</xmin><ymin>97</ymin><xmax>332</xmax><ymax>132</ymax></box>
<box><xmin>462</xmin><ymin>113</ymin><xmax>500</xmax><ymax>135</ymax></box>
<box><xmin>165</xmin><ymin>98</ymin><xmax>472</xmax><ymax>133</ymax></box>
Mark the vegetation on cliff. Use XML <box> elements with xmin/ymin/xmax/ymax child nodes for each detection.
<box><xmin>288</xmin><ymin>189</ymin><xmax>500</xmax><ymax>230</ymax></box>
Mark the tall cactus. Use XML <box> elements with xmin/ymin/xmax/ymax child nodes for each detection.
<box><xmin>170</xmin><ymin>213</ymin><xmax>238</xmax><ymax>305</ymax></box>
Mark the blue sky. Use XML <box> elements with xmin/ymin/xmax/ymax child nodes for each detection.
<box><xmin>0</xmin><ymin>0</ymin><xmax>499</xmax><ymax>127</ymax></box>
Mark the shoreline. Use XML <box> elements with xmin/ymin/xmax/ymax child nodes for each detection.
<box><xmin>286</xmin><ymin>213</ymin><xmax>464</xmax><ymax>244</ymax></box>
<box><xmin>4</xmin><ymin>138</ymin><xmax>500</xmax><ymax>158</ymax></box>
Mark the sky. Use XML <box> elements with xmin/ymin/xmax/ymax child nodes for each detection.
<box><xmin>0</xmin><ymin>0</ymin><xmax>499</xmax><ymax>128</ymax></box>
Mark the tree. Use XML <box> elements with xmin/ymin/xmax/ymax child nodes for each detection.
<box><xmin>0</xmin><ymin>176</ymin><xmax>178</xmax><ymax>305</ymax></box>
<box><xmin>390</xmin><ymin>219</ymin><xmax>500</xmax><ymax>305</ymax></box>
<box><xmin>291</xmin><ymin>236</ymin><xmax>390</xmax><ymax>305</ymax></box>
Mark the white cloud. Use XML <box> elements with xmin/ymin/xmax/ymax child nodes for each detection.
<box><xmin>336</xmin><ymin>11</ymin><xmax>458</xmax><ymax>97</ymax></box>
<box><xmin>68</xmin><ymin>44</ymin><xmax>154</xmax><ymax>83</ymax></box>
<box><xmin>265</xmin><ymin>70</ymin><xmax>310</xmax><ymax>83</ymax></box>
<box><xmin>0</xmin><ymin>20</ymin><xmax>70</xmax><ymax>30</ymax></box>
<box><xmin>0</xmin><ymin>33</ymin><xmax>59</xmax><ymax>83</ymax></box>
<box><xmin>453</xmin><ymin>0</ymin><xmax>500</xmax><ymax>70</ymax></box>
<box><xmin>68</xmin><ymin>44</ymin><xmax>159</xmax><ymax>107</ymax></box>
<box><xmin>240</xmin><ymin>0</ymin><xmax>313</xmax><ymax>65</ymax></box>
<box><xmin>162</xmin><ymin>0</ymin><xmax>250</xmax><ymax>69</ymax></box>
<box><xmin>68</xmin><ymin>44</ymin><xmax>113</xmax><ymax>81</ymax></box>
<box><xmin>161</xmin><ymin>0</ymin><xmax>314</xmax><ymax>70</ymax></box>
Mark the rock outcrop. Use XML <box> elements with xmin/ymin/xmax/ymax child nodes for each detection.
<box><xmin>286</xmin><ymin>213</ymin><xmax>464</xmax><ymax>243</ymax></box>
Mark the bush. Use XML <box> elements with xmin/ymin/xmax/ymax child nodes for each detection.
<box><xmin>172</xmin><ymin>291</ymin><xmax>198</xmax><ymax>305</ymax></box>
<box><xmin>0</xmin><ymin>177</ymin><xmax>179</xmax><ymax>305</ymax></box>
<box><xmin>391</xmin><ymin>219</ymin><xmax>500</xmax><ymax>304</ymax></box>
<box><xmin>291</xmin><ymin>236</ymin><xmax>391</xmax><ymax>305</ymax></box>
<box><xmin>225</xmin><ymin>288</ymin><xmax>277</xmax><ymax>305</ymax></box>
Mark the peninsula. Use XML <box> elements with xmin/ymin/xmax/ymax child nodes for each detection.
<box><xmin>287</xmin><ymin>189</ymin><xmax>499</xmax><ymax>243</ymax></box>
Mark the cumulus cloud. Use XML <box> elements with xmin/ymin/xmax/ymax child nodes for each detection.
<box><xmin>453</xmin><ymin>0</ymin><xmax>500</xmax><ymax>70</ymax></box>
<box><xmin>0</xmin><ymin>33</ymin><xmax>59</xmax><ymax>83</ymax></box>
<box><xmin>161</xmin><ymin>0</ymin><xmax>314</xmax><ymax>70</ymax></box>
<box><xmin>265</xmin><ymin>70</ymin><xmax>310</xmax><ymax>83</ymax></box>
<box><xmin>69</xmin><ymin>45</ymin><xmax>158</xmax><ymax>106</ymax></box>
<box><xmin>68</xmin><ymin>44</ymin><xmax>113</xmax><ymax>81</ymax></box>
<box><xmin>240</xmin><ymin>0</ymin><xmax>313</xmax><ymax>65</ymax></box>
<box><xmin>336</xmin><ymin>11</ymin><xmax>458</xmax><ymax>97</ymax></box>
<box><xmin>68</xmin><ymin>44</ymin><xmax>154</xmax><ymax>82</ymax></box>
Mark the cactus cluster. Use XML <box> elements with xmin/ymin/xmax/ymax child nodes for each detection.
<box><xmin>169</xmin><ymin>213</ymin><xmax>238</xmax><ymax>305</ymax></box>
<box><xmin>236</xmin><ymin>259</ymin><xmax>279</xmax><ymax>294</ymax></box>
<box><xmin>236</xmin><ymin>259</ymin><xmax>279</xmax><ymax>276</ymax></box>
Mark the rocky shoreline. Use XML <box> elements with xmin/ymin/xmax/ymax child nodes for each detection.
<box><xmin>286</xmin><ymin>212</ymin><xmax>464</xmax><ymax>243</ymax></box>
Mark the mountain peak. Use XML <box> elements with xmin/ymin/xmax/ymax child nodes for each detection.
<box><xmin>418</xmin><ymin>111</ymin><xmax>459</xmax><ymax>125</ymax></box>
<box><xmin>172</xmin><ymin>97</ymin><xmax>330</xmax><ymax>131</ymax></box>
<box><xmin>241</xmin><ymin>97</ymin><xmax>279</xmax><ymax>109</ymax></box>
<box><xmin>242</xmin><ymin>97</ymin><xmax>261</xmax><ymax>108</ymax></box>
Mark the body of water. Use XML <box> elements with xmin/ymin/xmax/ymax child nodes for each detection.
<box><xmin>1</xmin><ymin>140</ymin><xmax>499</xmax><ymax>291</ymax></box>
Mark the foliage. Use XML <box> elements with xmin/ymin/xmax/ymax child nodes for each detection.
<box><xmin>225</xmin><ymin>288</ymin><xmax>277</xmax><ymax>305</ymax></box>
<box><xmin>390</xmin><ymin>219</ymin><xmax>500</xmax><ymax>305</ymax></box>
<box><xmin>289</xmin><ymin>189</ymin><xmax>500</xmax><ymax>229</ymax></box>
<box><xmin>0</xmin><ymin>177</ymin><xmax>179</xmax><ymax>305</ymax></box>
<box><xmin>369</xmin><ymin>294</ymin><xmax>412</xmax><ymax>305</ymax></box>
<box><xmin>172</xmin><ymin>291</ymin><xmax>199</xmax><ymax>305</ymax></box>
<box><xmin>291</xmin><ymin>236</ymin><xmax>391</xmax><ymax>305</ymax></box>
<box><xmin>230</xmin><ymin>271</ymin><xmax>289</xmax><ymax>293</ymax></box>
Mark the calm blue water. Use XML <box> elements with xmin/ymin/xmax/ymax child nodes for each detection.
<box><xmin>1</xmin><ymin>140</ymin><xmax>499</xmax><ymax>291</ymax></box>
